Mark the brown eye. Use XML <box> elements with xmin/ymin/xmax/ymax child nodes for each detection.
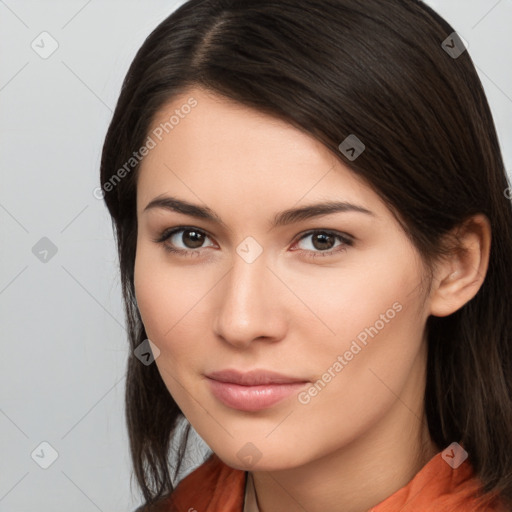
<box><xmin>293</xmin><ymin>230</ymin><xmax>353</xmax><ymax>259</ymax></box>
<box><xmin>311</xmin><ymin>232</ymin><xmax>336</xmax><ymax>250</ymax></box>
<box><xmin>296</xmin><ymin>231</ymin><xmax>342</xmax><ymax>252</ymax></box>
<box><xmin>180</xmin><ymin>229</ymin><xmax>206</xmax><ymax>249</ymax></box>
<box><xmin>156</xmin><ymin>227</ymin><xmax>216</xmax><ymax>253</ymax></box>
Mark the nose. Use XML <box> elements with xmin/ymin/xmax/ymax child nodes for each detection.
<box><xmin>213</xmin><ymin>251</ymin><xmax>288</xmax><ymax>349</ymax></box>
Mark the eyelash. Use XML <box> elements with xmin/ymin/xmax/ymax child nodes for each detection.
<box><xmin>153</xmin><ymin>226</ymin><xmax>354</xmax><ymax>260</ymax></box>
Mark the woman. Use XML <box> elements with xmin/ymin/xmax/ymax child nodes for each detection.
<box><xmin>100</xmin><ymin>0</ymin><xmax>512</xmax><ymax>510</ymax></box>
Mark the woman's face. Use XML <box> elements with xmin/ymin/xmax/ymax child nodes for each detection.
<box><xmin>134</xmin><ymin>86</ymin><xmax>433</xmax><ymax>470</ymax></box>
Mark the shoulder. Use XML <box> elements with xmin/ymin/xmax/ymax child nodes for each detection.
<box><xmin>373</xmin><ymin>452</ymin><xmax>509</xmax><ymax>512</ymax></box>
<box><xmin>135</xmin><ymin>453</ymin><xmax>247</xmax><ymax>512</ymax></box>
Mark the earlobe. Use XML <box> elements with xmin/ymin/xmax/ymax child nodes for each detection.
<box><xmin>429</xmin><ymin>214</ymin><xmax>491</xmax><ymax>318</ymax></box>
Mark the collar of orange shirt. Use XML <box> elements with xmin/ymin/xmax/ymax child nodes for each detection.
<box><xmin>160</xmin><ymin>450</ymin><xmax>507</xmax><ymax>512</ymax></box>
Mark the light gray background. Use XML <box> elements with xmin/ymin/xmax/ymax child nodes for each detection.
<box><xmin>1</xmin><ymin>1</ymin><xmax>511</xmax><ymax>511</ymax></box>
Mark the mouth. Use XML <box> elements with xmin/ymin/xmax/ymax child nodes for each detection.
<box><xmin>205</xmin><ymin>369</ymin><xmax>309</xmax><ymax>411</ymax></box>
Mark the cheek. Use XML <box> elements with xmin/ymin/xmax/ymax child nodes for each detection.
<box><xmin>133</xmin><ymin>242</ymin><xmax>214</xmax><ymax>364</ymax></box>
<box><xmin>283</xmin><ymin>244</ymin><xmax>423</xmax><ymax>351</ymax></box>
<box><xmin>317</xmin><ymin>315</ymin><xmax>425</xmax><ymax>427</ymax></box>
<box><xmin>291</xmin><ymin>247</ymin><xmax>427</xmax><ymax>402</ymax></box>
<box><xmin>133</xmin><ymin>241</ymin><xmax>185</xmax><ymax>347</ymax></box>
<box><xmin>134</xmin><ymin>244</ymin><xmax>164</xmax><ymax>340</ymax></box>
<box><xmin>133</xmin><ymin>248</ymin><xmax>206</xmax><ymax>408</ymax></box>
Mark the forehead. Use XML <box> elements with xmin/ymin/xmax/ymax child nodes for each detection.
<box><xmin>137</xmin><ymin>87</ymin><xmax>387</xmax><ymax>219</ymax></box>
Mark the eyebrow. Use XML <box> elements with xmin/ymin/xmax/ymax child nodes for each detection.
<box><xmin>143</xmin><ymin>195</ymin><xmax>375</xmax><ymax>229</ymax></box>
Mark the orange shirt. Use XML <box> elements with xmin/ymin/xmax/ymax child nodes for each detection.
<box><xmin>156</xmin><ymin>451</ymin><xmax>507</xmax><ymax>512</ymax></box>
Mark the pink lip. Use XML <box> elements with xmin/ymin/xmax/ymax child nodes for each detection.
<box><xmin>205</xmin><ymin>369</ymin><xmax>309</xmax><ymax>411</ymax></box>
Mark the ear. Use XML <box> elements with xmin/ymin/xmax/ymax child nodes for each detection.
<box><xmin>429</xmin><ymin>214</ymin><xmax>491</xmax><ymax>317</ymax></box>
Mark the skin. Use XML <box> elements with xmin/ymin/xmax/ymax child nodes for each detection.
<box><xmin>134</xmin><ymin>87</ymin><xmax>491</xmax><ymax>512</ymax></box>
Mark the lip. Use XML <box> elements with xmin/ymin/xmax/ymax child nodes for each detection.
<box><xmin>206</xmin><ymin>369</ymin><xmax>307</xmax><ymax>386</ymax></box>
<box><xmin>205</xmin><ymin>369</ymin><xmax>309</xmax><ymax>411</ymax></box>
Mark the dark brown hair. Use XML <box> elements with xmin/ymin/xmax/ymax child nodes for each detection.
<box><xmin>100</xmin><ymin>0</ymin><xmax>512</xmax><ymax>509</ymax></box>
